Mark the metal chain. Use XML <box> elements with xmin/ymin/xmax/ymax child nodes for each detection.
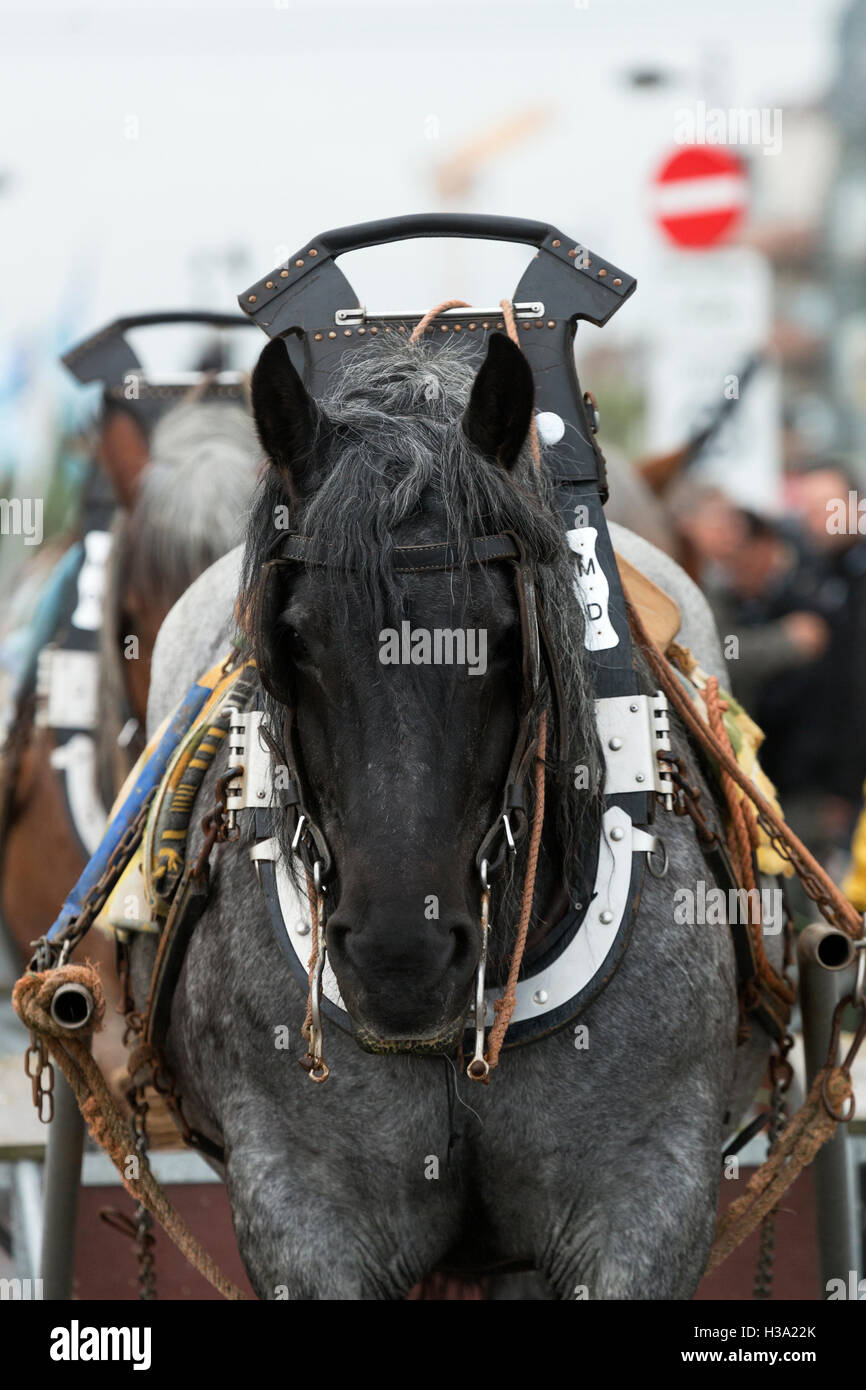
<box><xmin>753</xmin><ymin>808</ymin><xmax>855</xmax><ymax>937</ymax></box>
<box><xmin>752</xmin><ymin>1066</ymin><xmax>789</xmax><ymax>1299</ymax></box>
<box><xmin>130</xmin><ymin>1085</ymin><xmax>156</xmax><ymax>1300</ymax></box>
<box><xmin>24</xmin><ymin>1033</ymin><xmax>54</xmax><ymax>1123</ymax></box>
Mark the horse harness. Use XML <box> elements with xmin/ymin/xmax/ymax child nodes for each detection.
<box><xmin>36</xmin><ymin>217</ymin><xmax>793</xmax><ymax>1147</ymax></box>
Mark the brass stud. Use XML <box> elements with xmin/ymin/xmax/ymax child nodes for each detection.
<box><xmin>496</xmin><ymin>321</ymin><xmax>503</xmax><ymax>329</ymax></box>
<box><xmin>296</xmin><ymin>259</ymin><xmax>305</xmax><ymax>267</ymax></box>
<box><xmin>522</xmin><ymin>322</ymin><xmax>531</xmax><ymax>331</ymax></box>
<box><xmin>266</xmin><ymin>280</ymin><xmax>275</xmax><ymax>289</ymax></box>
<box><xmin>598</xmin><ymin>268</ymin><xmax>607</xmax><ymax>277</ymax></box>
<box><xmin>370</xmin><ymin>326</ymin><xmax>378</xmax><ymax>334</ymax></box>
<box><xmin>536</xmin><ymin>320</ymin><xmax>544</xmax><ymax>328</ymax></box>
<box><xmin>440</xmin><ymin>324</ymin><xmax>449</xmax><ymax>332</ymax></box>
<box><xmin>280</xmin><ymin>270</ymin><xmax>289</xmax><ymax>278</ymax></box>
<box><xmin>482</xmin><ymin>321</ymin><xmax>490</xmax><ymax>329</ymax></box>
<box><xmin>454</xmin><ymin>323</ymin><xmax>462</xmax><ymax>332</ymax></box>
<box><xmin>308</xmin><ymin>249</ymin><xmax>318</xmax><ymax>256</ymax></box>
<box><xmin>314</xmin><ymin>332</ymin><xmax>323</xmax><ymax>341</ymax></box>
<box><xmin>344</xmin><ymin>328</ymin><xmax>352</xmax><ymax>336</ymax></box>
<box><xmin>328</xmin><ymin>330</ymin><xmax>337</xmax><ymax>339</ymax></box>
<box><xmin>248</xmin><ymin>295</ymin><xmax>257</xmax><ymax>303</ymax></box>
<box><xmin>613</xmin><ymin>277</ymin><xmax>622</xmax><ymax>286</ymax></box>
<box><xmin>468</xmin><ymin>322</ymin><xmax>477</xmax><ymax>331</ymax></box>
<box><xmin>547</xmin><ymin>319</ymin><xmax>555</xmax><ymax>328</ymax></box>
<box><xmin>552</xmin><ymin>238</ymin><xmax>561</xmax><ymax>247</ymax></box>
<box><xmin>568</xmin><ymin>249</ymin><xmax>576</xmax><ymax>258</ymax></box>
<box><xmin>358</xmin><ymin>327</ymin><xmax>366</xmax><ymax>335</ymax></box>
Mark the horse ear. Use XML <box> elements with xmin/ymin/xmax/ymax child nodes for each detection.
<box><xmin>97</xmin><ymin>407</ymin><xmax>150</xmax><ymax>508</ymax></box>
<box><xmin>462</xmin><ymin>332</ymin><xmax>535</xmax><ymax>469</ymax></box>
<box><xmin>251</xmin><ymin>337</ymin><xmax>322</xmax><ymax>492</ymax></box>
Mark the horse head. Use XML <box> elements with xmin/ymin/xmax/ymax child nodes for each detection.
<box><xmin>243</xmin><ymin>333</ymin><xmax>602</xmax><ymax>1053</ymax></box>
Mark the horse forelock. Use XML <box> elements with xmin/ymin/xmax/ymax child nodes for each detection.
<box><xmin>241</xmin><ymin>337</ymin><xmax>605</xmax><ymax>899</ymax></box>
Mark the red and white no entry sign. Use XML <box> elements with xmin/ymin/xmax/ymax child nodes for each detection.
<box><xmin>652</xmin><ymin>146</ymin><xmax>747</xmax><ymax>249</ymax></box>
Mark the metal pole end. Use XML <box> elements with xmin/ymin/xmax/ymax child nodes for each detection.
<box><xmin>797</xmin><ymin>923</ymin><xmax>856</xmax><ymax>973</ymax></box>
<box><xmin>49</xmin><ymin>982</ymin><xmax>95</xmax><ymax>1031</ymax></box>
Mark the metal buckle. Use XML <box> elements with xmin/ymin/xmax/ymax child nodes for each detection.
<box><xmin>595</xmin><ymin>693</ymin><xmax>673</xmax><ymax>801</ymax></box>
<box><xmin>291</xmin><ymin>813</ymin><xmax>308</xmax><ymax>854</ymax></box>
<box><xmin>502</xmin><ymin>813</ymin><xmax>516</xmax><ymax>855</ymax></box>
<box><xmin>467</xmin><ymin>888</ymin><xmax>491</xmax><ymax>1083</ymax></box>
<box><xmin>335</xmin><ymin>301</ymin><xmax>544</xmax><ymax>327</ymax></box>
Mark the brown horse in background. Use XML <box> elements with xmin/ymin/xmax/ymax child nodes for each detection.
<box><xmin>0</xmin><ymin>397</ymin><xmax>261</xmax><ymax>1078</ymax></box>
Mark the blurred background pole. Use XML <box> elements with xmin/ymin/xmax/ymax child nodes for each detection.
<box><xmin>798</xmin><ymin>938</ymin><xmax>859</xmax><ymax>1291</ymax></box>
<box><xmin>39</xmin><ymin>1067</ymin><xmax>85</xmax><ymax>1299</ymax></box>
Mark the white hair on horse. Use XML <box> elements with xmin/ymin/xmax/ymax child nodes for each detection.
<box><xmin>132</xmin><ymin>401</ymin><xmax>262</xmax><ymax>604</ymax></box>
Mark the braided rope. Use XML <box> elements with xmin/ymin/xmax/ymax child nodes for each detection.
<box><xmin>629</xmin><ymin>600</ymin><xmax>862</xmax><ymax>940</ymax></box>
<box><xmin>484</xmin><ymin>717</ymin><xmax>547</xmax><ymax>1070</ymax></box>
<box><xmin>482</xmin><ymin>299</ymin><xmax>548</xmax><ymax>1071</ymax></box>
<box><xmin>703</xmin><ymin>677</ymin><xmax>794</xmax><ymax>1011</ymax></box>
<box><xmin>302</xmin><ymin>868</ymin><xmax>320</xmax><ymax>1043</ymax></box>
<box><xmin>13</xmin><ymin>966</ymin><xmax>247</xmax><ymax>1300</ymax></box>
<box><xmin>408</xmin><ymin>300</ymin><xmax>471</xmax><ymax>344</ymax></box>
<box><xmin>706</xmin><ymin>1067</ymin><xmax>851</xmax><ymax>1274</ymax></box>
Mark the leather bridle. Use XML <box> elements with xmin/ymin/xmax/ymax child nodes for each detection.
<box><xmin>255</xmin><ymin>530</ymin><xmax>568</xmax><ymax>899</ymax></box>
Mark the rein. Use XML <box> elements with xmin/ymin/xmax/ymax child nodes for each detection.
<box><xmin>261</xmin><ymin>297</ymin><xmax>556</xmax><ymax>1083</ymax></box>
<box><xmin>17</xmin><ymin>240</ymin><xmax>866</xmax><ymax>1299</ymax></box>
<box><xmin>258</xmin><ymin>525</ymin><xmax>564</xmax><ymax>1082</ymax></box>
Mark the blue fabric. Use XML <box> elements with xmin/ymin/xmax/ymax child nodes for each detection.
<box><xmin>1</xmin><ymin>541</ymin><xmax>83</xmax><ymax>691</ymax></box>
<box><xmin>46</xmin><ymin>678</ymin><xmax>214</xmax><ymax>942</ymax></box>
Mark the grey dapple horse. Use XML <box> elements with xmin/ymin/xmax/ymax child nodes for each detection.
<box><xmin>135</xmin><ymin>334</ymin><xmax>778</xmax><ymax>1299</ymax></box>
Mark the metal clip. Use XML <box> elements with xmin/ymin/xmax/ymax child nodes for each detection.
<box><xmin>467</xmin><ymin>889</ymin><xmax>491</xmax><ymax>1083</ymax></box>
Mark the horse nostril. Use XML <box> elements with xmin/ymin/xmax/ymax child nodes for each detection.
<box><xmin>447</xmin><ymin>917</ymin><xmax>476</xmax><ymax>974</ymax></box>
<box><xmin>327</xmin><ymin>921</ymin><xmax>351</xmax><ymax>957</ymax></box>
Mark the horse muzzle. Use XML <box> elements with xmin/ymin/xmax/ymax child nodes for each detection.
<box><xmin>351</xmin><ymin>1016</ymin><xmax>467</xmax><ymax>1056</ymax></box>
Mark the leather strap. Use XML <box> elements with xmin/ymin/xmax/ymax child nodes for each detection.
<box><xmin>274</xmin><ymin>533</ymin><xmax>522</xmax><ymax>573</ymax></box>
<box><xmin>258</xmin><ymin>530</ymin><xmax>570</xmax><ymax>889</ymax></box>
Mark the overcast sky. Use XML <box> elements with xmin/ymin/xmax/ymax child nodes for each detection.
<box><xmin>0</xmin><ymin>0</ymin><xmax>846</xmax><ymax>338</ymax></box>
<box><xmin>0</xmin><ymin>0</ymin><xmax>851</xmax><ymax>503</ymax></box>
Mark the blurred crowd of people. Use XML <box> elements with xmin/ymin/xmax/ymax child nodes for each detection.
<box><xmin>665</xmin><ymin>465</ymin><xmax>866</xmax><ymax>893</ymax></box>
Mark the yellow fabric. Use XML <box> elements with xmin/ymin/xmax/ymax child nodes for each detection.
<box><xmin>94</xmin><ymin>655</ymin><xmax>251</xmax><ymax>937</ymax></box>
<box><xmin>667</xmin><ymin>644</ymin><xmax>794</xmax><ymax>878</ymax></box>
<box><xmin>843</xmin><ymin>787</ymin><xmax>866</xmax><ymax>911</ymax></box>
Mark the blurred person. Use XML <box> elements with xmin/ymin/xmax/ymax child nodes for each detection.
<box><xmin>709</xmin><ymin>510</ymin><xmax>830</xmax><ymax>713</ymax></box>
<box><xmin>666</xmin><ymin>481</ymin><xmax>745</xmax><ymax>582</ymax></box>
<box><xmin>754</xmin><ymin>463</ymin><xmax>866</xmax><ymax>855</ymax></box>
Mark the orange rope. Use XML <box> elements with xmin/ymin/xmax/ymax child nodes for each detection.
<box><xmin>706</xmin><ymin>1066</ymin><xmax>852</xmax><ymax>1273</ymax></box>
<box><xmin>629</xmin><ymin>600</ymin><xmax>863</xmax><ymax>941</ymax></box>
<box><xmin>13</xmin><ymin>966</ymin><xmax>247</xmax><ymax>1300</ymax></box>
<box><xmin>302</xmin><ymin>869</ymin><xmax>319</xmax><ymax>1042</ymax></box>
<box><xmin>703</xmin><ymin>677</ymin><xmax>793</xmax><ymax>1011</ymax></box>
<box><xmin>499</xmin><ymin>298</ymin><xmax>541</xmax><ymax>468</ymax></box>
<box><xmin>482</xmin><ymin>300</ymin><xmax>548</xmax><ymax>1072</ymax></box>
<box><xmin>484</xmin><ymin>717</ymin><xmax>547</xmax><ymax>1070</ymax></box>
<box><xmin>408</xmin><ymin>300</ymin><xmax>471</xmax><ymax>344</ymax></box>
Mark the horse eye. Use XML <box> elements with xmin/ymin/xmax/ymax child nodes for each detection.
<box><xmin>285</xmin><ymin>627</ymin><xmax>311</xmax><ymax>664</ymax></box>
